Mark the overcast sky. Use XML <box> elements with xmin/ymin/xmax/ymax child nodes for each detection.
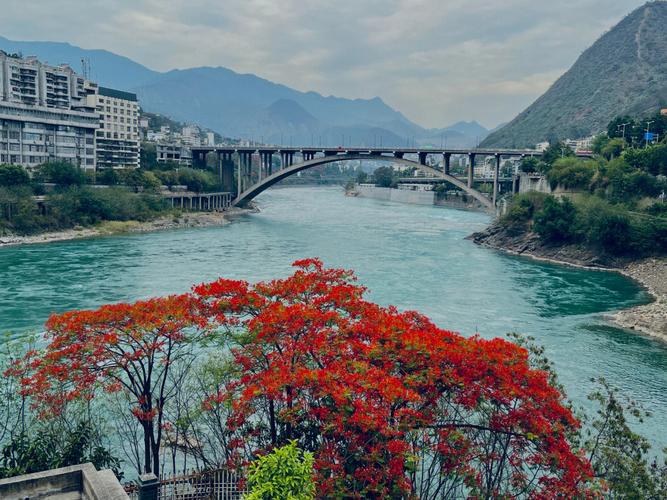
<box><xmin>0</xmin><ymin>0</ymin><xmax>648</xmax><ymax>129</ymax></box>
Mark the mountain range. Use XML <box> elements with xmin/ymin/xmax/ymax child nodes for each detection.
<box><xmin>0</xmin><ymin>36</ymin><xmax>489</xmax><ymax>148</ymax></box>
<box><xmin>483</xmin><ymin>1</ymin><xmax>667</xmax><ymax>148</ymax></box>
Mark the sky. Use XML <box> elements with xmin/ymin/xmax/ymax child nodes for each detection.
<box><xmin>0</xmin><ymin>0</ymin><xmax>649</xmax><ymax>129</ymax></box>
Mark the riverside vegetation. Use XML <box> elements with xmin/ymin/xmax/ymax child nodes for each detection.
<box><xmin>0</xmin><ymin>260</ymin><xmax>665</xmax><ymax>497</ymax></box>
<box><xmin>0</xmin><ymin>149</ymin><xmax>228</xmax><ymax>237</ymax></box>
<box><xmin>481</xmin><ymin>113</ymin><xmax>667</xmax><ymax>263</ymax></box>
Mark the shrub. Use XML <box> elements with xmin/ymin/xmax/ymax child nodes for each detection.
<box><xmin>576</xmin><ymin>197</ymin><xmax>632</xmax><ymax>255</ymax></box>
<box><xmin>245</xmin><ymin>441</ymin><xmax>315</xmax><ymax>500</ymax></box>
<box><xmin>501</xmin><ymin>192</ymin><xmax>548</xmax><ymax>227</ymax></box>
<box><xmin>547</xmin><ymin>158</ymin><xmax>597</xmax><ymax>190</ymax></box>
<box><xmin>534</xmin><ymin>196</ymin><xmax>578</xmax><ymax>242</ymax></box>
<box><xmin>0</xmin><ymin>164</ymin><xmax>30</xmax><ymax>187</ymax></box>
<box><xmin>34</xmin><ymin>161</ymin><xmax>86</xmax><ymax>186</ymax></box>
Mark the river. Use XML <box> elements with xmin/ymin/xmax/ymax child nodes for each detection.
<box><xmin>0</xmin><ymin>186</ymin><xmax>665</xmax><ymax>450</ymax></box>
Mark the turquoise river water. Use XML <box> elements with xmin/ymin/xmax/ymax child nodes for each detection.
<box><xmin>0</xmin><ymin>186</ymin><xmax>665</xmax><ymax>451</ymax></box>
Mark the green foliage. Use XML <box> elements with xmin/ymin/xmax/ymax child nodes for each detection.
<box><xmin>600</xmin><ymin>138</ymin><xmax>627</xmax><ymax>160</ymax></box>
<box><xmin>355</xmin><ymin>171</ymin><xmax>368</xmax><ymax>184</ymax></box>
<box><xmin>592</xmin><ymin>135</ymin><xmax>610</xmax><ymax>155</ymax></box>
<box><xmin>605</xmin><ymin>158</ymin><xmax>664</xmax><ymax>203</ymax></box>
<box><xmin>519</xmin><ymin>157</ymin><xmax>541</xmax><ymax>173</ymax></box>
<box><xmin>534</xmin><ymin>196</ymin><xmax>577</xmax><ymax>242</ymax></box>
<box><xmin>140</xmin><ymin>142</ymin><xmax>159</xmax><ymax>170</ymax></box>
<box><xmin>511</xmin><ymin>334</ymin><xmax>667</xmax><ymax>499</ymax></box>
<box><xmin>245</xmin><ymin>441</ymin><xmax>315</xmax><ymax>500</ymax></box>
<box><xmin>580</xmin><ymin>379</ymin><xmax>667</xmax><ymax>499</ymax></box>
<box><xmin>155</xmin><ymin>168</ymin><xmax>220</xmax><ymax>192</ymax></box>
<box><xmin>623</xmin><ymin>144</ymin><xmax>667</xmax><ymax>176</ymax></box>
<box><xmin>0</xmin><ymin>164</ymin><xmax>30</xmax><ymax>187</ymax></box>
<box><xmin>48</xmin><ymin>187</ymin><xmax>167</xmax><ymax>226</ymax></box>
<box><xmin>371</xmin><ymin>166</ymin><xmax>396</xmax><ymax>188</ymax></box>
<box><xmin>575</xmin><ymin>196</ymin><xmax>632</xmax><ymax>255</ymax></box>
<box><xmin>541</xmin><ymin>141</ymin><xmax>575</xmax><ymax>168</ymax></box>
<box><xmin>547</xmin><ymin>158</ymin><xmax>597</xmax><ymax>190</ymax></box>
<box><xmin>34</xmin><ymin>161</ymin><xmax>85</xmax><ymax>186</ymax></box>
<box><xmin>0</xmin><ymin>420</ymin><xmax>122</xmax><ymax>480</ymax></box>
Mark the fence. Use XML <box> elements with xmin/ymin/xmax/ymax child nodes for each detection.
<box><xmin>125</xmin><ymin>468</ymin><xmax>247</xmax><ymax>500</ymax></box>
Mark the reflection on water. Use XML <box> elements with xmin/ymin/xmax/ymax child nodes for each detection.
<box><xmin>0</xmin><ymin>186</ymin><xmax>664</xmax><ymax>449</ymax></box>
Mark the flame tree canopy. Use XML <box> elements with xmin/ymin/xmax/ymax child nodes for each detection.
<box><xmin>11</xmin><ymin>259</ymin><xmax>595</xmax><ymax>498</ymax></box>
<box><xmin>194</xmin><ymin>259</ymin><xmax>594</xmax><ymax>498</ymax></box>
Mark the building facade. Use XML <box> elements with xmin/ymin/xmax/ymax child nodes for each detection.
<box><xmin>156</xmin><ymin>143</ymin><xmax>192</xmax><ymax>166</ymax></box>
<box><xmin>0</xmin><ymin>51</ymin><xmax>98</xmax><ymax>169</ymax></box>
<box><xmin>88</xmin><ymin>86</ymin><xmax>140</xmax><ymax>169</ymax></box>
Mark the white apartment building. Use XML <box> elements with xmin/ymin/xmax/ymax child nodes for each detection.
<box><xmin>0</xmin><ymin>51</ymin><xmax>98</xmax><ymax>169</ymax></box>
<box><xmin>88</xmin><ymin>87</ymin><xmax>140</xmax><ymax>169</ymax></box>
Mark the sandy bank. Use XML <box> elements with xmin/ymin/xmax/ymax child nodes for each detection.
<box><xmin>0</xmin><ymin>207</ymin><xmax>253</xmax><ymax>248</ymax></box>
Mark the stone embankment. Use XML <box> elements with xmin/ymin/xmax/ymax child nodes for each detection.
<box><xmin>469</xmin><ymin>223</ymin><xmax>667</xmax><ymax>343</ymax></box>
<box><xmin>0</xmin><ymin>207</ymin><xmax>252</xmax><ymax>248</ymax></box>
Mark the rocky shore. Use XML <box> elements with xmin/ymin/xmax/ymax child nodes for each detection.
<box><xmin>0</xmin><ymin>207</ymin><xmax>253</xmax><ymax>248</ymax></box>
<box><xmin>469</xmin><ymin>223</ymin><xmax>667</xmax><ymax>343</ymax></box>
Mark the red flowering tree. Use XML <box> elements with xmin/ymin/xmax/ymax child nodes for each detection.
<box><xmin>194</xmin><ymin>259</ymin><xmax>595</xmax><ymax>498</ymax></box>
<box><xmin>9</xmin><ymin>294</ymin><xmax>207</xmax><ymax>475</ymax></box>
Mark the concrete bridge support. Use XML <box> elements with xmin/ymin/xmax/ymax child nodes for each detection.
<box><xmin>443</xmin><ymin>153</ymin><xmax>451</xmax><ymax>176</ymax></box>
<box><xmin>217</xmin><ymin>151</ymin><xmax>235</xmax><ymax>194</ymax></box>
<box><xmin>492</xmin><ymin>154</ymin><xmax>502</xmax><ymax>206</ymax></box>
<box><xmin>468</xmin><ymin>153</ymin><xmax>476</xmax><ymax>188</ymax></box>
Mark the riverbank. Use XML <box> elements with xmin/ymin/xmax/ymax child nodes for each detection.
<box><xmin>0</xmin><ymin>207</ymin><xmax>253</xmax><ymax>248</ymax></box>
<box><xmin>469</xmin><ymin>223</ymin><xmax>667</xmax><ymax>343</ymax></box>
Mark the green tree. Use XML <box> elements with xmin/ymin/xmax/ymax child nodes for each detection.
<box><xmin>140</xmin><ymin>142</ymin><xmax>159</xmax><ymax>170</ymax></box>
<box><xmin>547</xmin><ymin>157</ymin><xmax>597</xmax><ymax>190</ymax></box>
<box><xmin>533</xmin><ymin>196</ymin><xmax>578</xmax><ymax>242</ymax></box>
<box><xmin>542</xmin><ymin>141</ymin><xmax>575</xmax><ymax>168</ymax></box>
<box><xmin>0</xmin><ymin>164</ymin><xmax>30</xmax><ymax>187</ymax></box>
<box><xmin>35</xmin><ymin>161</ymin><xmax>85</xmax><ymax>186</ymax></box>
<box><xmin>245</xmin><ymin>441</ymin><xmax>315</xmax><ymax>500</ymax></box>
<box><xmin>580</xmin><ymin>379</ymin><xmax>667</xmax><ymax>499</ymax></box>
<box><xmin>0</xmin><ymin>420</ymin><xmax>122</xmax><ymax>480</ymax></box>
<box><xmin>519</xmin><ymin>156</ymin><xmax>541</xmax><ymax>173</ymax></box>
<box><xmin>600</xmin><ymin>138</ymin><xmax>626</xmax><ymax>160</ymax></box>
<box><xmin>372</xmin><ymin>166</ymin><xmax>396</xmax><ymax>188</ymax></box>
<box><xmin>592</xmin><ymin>135</ymin><xmax>610</xmax><ymax>155</ymax></box>
<box><xmin>607</xmin><ymin>116</ymin><xmax>637</xmax><ymax>140</ymax></box>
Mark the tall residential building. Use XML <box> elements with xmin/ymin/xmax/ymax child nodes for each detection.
<box><xmin>87</xmin><ymin>87</ymin><xmax>140</xmax><ymax>169</ymax></box>
<box><xmin>0</xmin><ymin>51</ymin><xmax>98</xmax><ymax>169</ymax></box>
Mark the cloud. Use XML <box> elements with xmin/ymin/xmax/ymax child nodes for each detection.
<box><xmin>0</xmin><ymin>0</ymin><xmax>647</xmax><ymax>128</ymax></box>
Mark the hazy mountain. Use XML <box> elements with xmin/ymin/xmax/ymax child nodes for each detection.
<box><xmin>0</xmin><ymin>36</ymin><xmax>159</xmax><ymax>89</ymax></box>
<box><xmin>482</xmin><ymin>1</ymin><xmax>667</xmax><ymax>148</ymax></box>
<box><xmin>0</xmin><ymin>36</ymin><xmax>485</xmax><ymax>147</ymax></box>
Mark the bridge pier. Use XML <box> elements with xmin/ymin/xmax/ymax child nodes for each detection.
<box><xmin>193</xmin><ymin>151</ymin><xmax>207</xmax><ymax>170</ymax></box>
<box><xmin>443</xmin><ymin>152</ymin><xmax>451</xmax><ymax>176</ymax></box>
<box><xmin>418</xmin><ymin>152</ymin><xmax>428</xmax><ymax>166</ymax></box>
<box><xmin>467</xmin><ymin>153</ymin><xmax>476</xmax><ymax>188</ymax></box>
<box><xmin>261</xmin><ymin>152</ymin><xmax>274</xmax><ymax>179</ymax></box>
<box><xmin>492</xmin><ymin>153</ymin><xmax>501</xmax><ymax>206</ymax></box>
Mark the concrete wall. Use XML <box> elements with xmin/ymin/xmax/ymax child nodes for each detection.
<box><xmin>356</xmin><ymin>185</ymin><xmax>435</xmax><ymax>205</ymax></box>
<box><xmin>518</xmin><ymin>173</ymin><xmax>552</xmax><ymax>194</ymax></box>
<box><xmin>0</xmin><ymin>463</ymin><xmax>129</xmax><ymax>500</ymax></box>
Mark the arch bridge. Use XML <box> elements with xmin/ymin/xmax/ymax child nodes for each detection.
<box><xmin>191</xmin><ymin>146</ymin><xmax>589</xmax><ymax>212</ymax></box>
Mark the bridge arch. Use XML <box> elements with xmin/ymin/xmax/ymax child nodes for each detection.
<box><xmin>233</xmin><ymin>154</ymin><xmax>495</xmax><ymax>210</ymax></box>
